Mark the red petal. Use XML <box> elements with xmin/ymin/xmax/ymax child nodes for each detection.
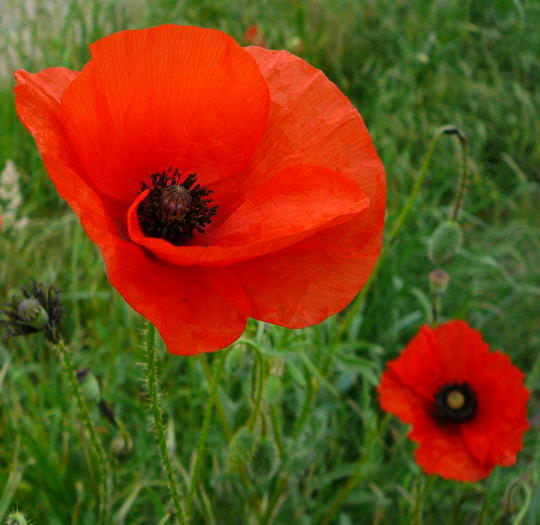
<box><xmin>14</xmin><ymin>67</ymin><xmax>249</xmax><ymax>355</ymax></box>
<box><xmin>460</xmin><ymin>351</ymin><xmax>529</xmax><ymax>468</ymax></box>
<box><xmin>384</xmin><ymin>326</ymin><xmax>446</xmax><ymax>401</ymax></box>
<box><xmin>127</xmin><ymin>165</ymin><xmax>368</xmax><ymax>266</ymax></box>
<box><xmin>414</xmin><ymin>429</ymin><xmax>492</xmax><ymax>482</ymax></box>
<box><xmin>60</xmin><ymin>25</ymin><xmax>270</xmax><ymax>202</ymax></box>
<box><xmin>224</xmin><ymin>48</ymin><xmax>385</xmax><ymax>326</ymax></box>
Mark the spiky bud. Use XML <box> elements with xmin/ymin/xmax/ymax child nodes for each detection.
<box><xmin>76</xmin><ymin>369</ymin><xmax>101</xmax><ymax>402</ymax></box>
<box><xmin>6</xmin><ymin>511</ymin><xmax>28</xmax><ymax>525</ymax></box>
<box><xmin>248</xmin><ymin>439</ymin><xmax>277</xmax><ymax>479</ymax></box>
<box><xmin>227</xmin><ymin>427</ymin><xmax>255</xmax><ymax>473</ymax></box>
<box><xmin>427</xmin><ymin>220</ymin><xmax>463</xmax><ymax>264</ymax></box>
<box><xmin>429</xmin><ymin>269</ymin><xmax>450</xmax><ymax>295</ymax></box>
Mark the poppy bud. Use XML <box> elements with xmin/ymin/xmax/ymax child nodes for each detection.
<box><xmin>17</xmin><ymin>297</ymin><xmax>49</xmax><ymax>329</ymax></box>
<box><xmin>6</xmin><ymin>511</ymin><xmax>29</xmax><ymax>525</ymax></box>
<box><xmin>227</xmin><ymin>427</ymin><xmax>255</xmax><ymax>473</ymax></box>
<box><xmin>76</xmin><ymin>369</ymin><xmax>101</xmax><ymax>402</ymax></box>
<box><xmin>248</xmin><ymin>439</ymin><xmax>277</xmax><ymax>479</ymax></box>
<box><xmin>111</xmin><ymin>433</ymin><xmax>133</xmax><ymax>457</ymax></box>
<box><xmin>428</xmin><ymin>269</ymin><xmax>450</xmax><ymax>295</ymax></box>
<box><xmin>427</xmin><ymin>220</ymin><xmax>463</xmax><ymax>264</ymax></box>
<box><xmin>264</xmin><ymin>375</ymin><xmax>283</xmax><ymax>405</ymax></box>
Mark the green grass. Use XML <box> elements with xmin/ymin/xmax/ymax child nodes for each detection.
<box><xmin>1</xmin><ymin>0</ymin><xmax>539</xmax><ymax>523</ymax></box>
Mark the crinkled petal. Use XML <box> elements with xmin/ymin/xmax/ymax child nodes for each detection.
<box><xmin>127</xmin><ymin>165</ymin><xmax>368</xmax><ymax>266</ymax></box>
<box><xmin>14</xmin><ymin>66</ymin><xmax>249</xmax><ymax>355</ymax></box>
<box><xmin>224</xmin><ymin>47</ymin><xmax>385</xmax><ymax>326</ymax></box>
<box><xmin>60</xmin><ymin>25</ymin><xmax>270</xmax><ymax>202</ymax></box>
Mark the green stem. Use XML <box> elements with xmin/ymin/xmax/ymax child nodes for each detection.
<box><xmin>186</xmin><ymin>352</ymin><xmax>226</xmax><ymax>519</ymax></box>
<box><xmin>144</xmin><ymin>322</ymin><xmax>187</xmax><ymax>525</ymax></box>
<box><xmin>249</xmin><ymin>350</ymin><xmax>266</xmax><ymax>431</ymax></box>
<box><xmin>341</xmin><ymin>125</ymin><xmax>464</xmax><ymax>336</ymax></box>
<box><xmin>51</xmin><ymin>339</ymin><xmax>110</xmax><ymax>523</ymax></box>
<box><xmin>451</xmin><ymin>130</ymin><xmax>469</xmax><ymax>221</ymax></box>
<box><xmin>319</xmin><ymin>456</ymin><xmax>369</xmax><ymax>525</ymax></box>
<box><xmin>199</xmin><ymin>354</ymin><xmax>233</xmax><ymax>440</ymax></box>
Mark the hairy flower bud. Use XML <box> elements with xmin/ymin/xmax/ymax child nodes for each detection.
<box><xmin>6</xmin><ymin>511</ymin><xmax>29</xmax><ymax>525</ymax></box>
<box><xmin>248</xmin><ymin>439</ymin><xmax>277</xmax><ymax>479</ymax></box>
<box><xmin>76</xmin><ymin>369</ymin><xmax>101</xmax><ymax>402</ymax></box>
<box><xmin>227</xmin><ymin>427</ymin><xmax>255</xmax><ymax>473</ymax></box>
<box><xmin>427</xmin><ymin>220</ymin><xmax>463</xmax><ymax>264</ymax></box>
<box><xmin>264</xmin><ymin>375</ymin><xmax>283</xmax><ymax>406</ymax></box>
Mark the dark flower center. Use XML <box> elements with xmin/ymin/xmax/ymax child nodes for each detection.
<box><xmin>137</xmin><ymin>168</ymin><xmax>217</xmax><ymax>246</ymax></box>
<box><xmin>434</xmin><ymin>382</ymin><xmax>477</xmax><ymax>424</ymax></box>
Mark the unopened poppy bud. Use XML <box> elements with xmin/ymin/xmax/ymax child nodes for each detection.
<box><xmin>227</xmin><ymin>427</ymin><xmax>255</xmax><ymax>473</ymax></box>
<box><xmin>6</xmin><ymin>511</ymin><xmax>29</xmax><ymax>525</ymax></box>
<box><xmin>264</xmin><ymin>375</ymin><xmax>283</xmax><ymax>405</ymax></box>
<box><xmin>248</xmin><ymin>439</ymin><xmax>277</xmax><ymax>479</ymax></box>
<box><xmin>111</xmin><ymin>433</ymin><xmax>133</xmax><ymax>457</ymax></box>
<box><xmin>17</xmin><ymin>297</ymin><xmax>49</xmax><ymax>328</ymax></box>
<box><xmin>76</xmin><ymin>369</ymin><xmax>101</xmax><ymax>402</ymax></box>
<box><xmin>429</xmin><ymin>269</ymin><xmax>450</xmax><ymax>295</ymax></box>
<box><xmin>427</xmin><ymin>220</ymin><xmax>463</xmax><ymax>264</ymax></box>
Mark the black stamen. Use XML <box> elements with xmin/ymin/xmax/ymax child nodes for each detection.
<box><xmin>137</xmin><ymin>168</ymin><xmax>217</xmax><ymax>246</ymax></box>
<box><xmin>434</xmin><ymin>381</ymin><xmax>477</xmax><ymax>424</ymax></box>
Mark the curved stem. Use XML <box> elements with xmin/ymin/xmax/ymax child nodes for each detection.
<box><xmin>186</xmin><ymin>352</ymin><xmax>226</xmax><ymax>519</ymax></box>
<box><xmin>451</xmin><ymin>131</ymin><xmax>469</xmax><ymax>221</ymax></box>
<box><xmin>249</xmin><ymin>350</ymin><xmax>266</xmax><ymax>431</ymax></box>
<box><xmin>144</xmin><ymin>322</ymin><xmax>187</xmax><ymax>524</ymax></box>
<box><xmin>341</xmin><ymin>125</ymin><xmax>465</xmax><ymax>336</ymax></box>
<box><xmin>51</xmin><ymin>339</ymin><xmax>110</xmax><ymax>523</ymax></box>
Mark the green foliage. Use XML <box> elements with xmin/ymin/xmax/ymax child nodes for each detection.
<box><xmin>0</xmin><ymin>0</ymin><xmax>539</xmax><ymax>524</ymax></box>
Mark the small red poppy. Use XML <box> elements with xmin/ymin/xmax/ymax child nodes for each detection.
<box><xmin>14</xmin><ymin>25</ymin><xmax>385</xmax><ymax>355</ymax></box>
<box><xmin>378</xmin><ymin>320</ymin><xmax>529</xmax><ymax>482</ymax></box>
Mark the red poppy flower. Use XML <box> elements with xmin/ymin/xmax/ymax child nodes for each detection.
<box><xmin>13</xmin><ymin>25</ymin><xmax>385</xmax><ymax>355</ymax></box>
<box><xmin>378</xmin><ymin>320</ymin><xmax>529</xmax><ymax>482</ymax></box>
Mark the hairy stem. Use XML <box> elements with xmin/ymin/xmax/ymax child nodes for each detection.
<box><xmin>51</xmin><ymin>339</ymin><xmax>110</xmax><ymax>523</ymax></box>
<box><xmin>144</xmin><ymin>322</ymin><xmax>187</xmax><ymax>524</ymax></box>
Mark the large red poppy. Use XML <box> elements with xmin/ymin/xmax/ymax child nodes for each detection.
<box><xmin>14</xmin><ymin>25</ymin><xmax>385</xmax><ymax>355</ymax></box>
<box><xmin>378</xmin><ymin>320</ymin><xmax>529</xmax><ymax>482</ymax></box>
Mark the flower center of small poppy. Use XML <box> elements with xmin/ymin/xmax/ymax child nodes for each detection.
<box><xmin>136</xmin><ymin>168</ymin><xmax>217</xmax><ymax>246</ymax></box>
<box><xmin>434</xmin><ymin>382</ymin><xmax>477</xmax><ymax>424</ymax></box>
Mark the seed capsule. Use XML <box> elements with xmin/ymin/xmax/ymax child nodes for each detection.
<box><xmin>159</xmin><ymin>185</ymin><xmax>192</xmax><ymax>222</ymax></box>
<box><xmin>17</xmin><ymin>297</ymin><xmax>49</xmax><ymax>329</ymax></box>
